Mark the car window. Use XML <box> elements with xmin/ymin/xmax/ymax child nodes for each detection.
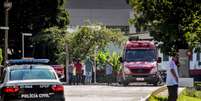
<box><xmin>10</xmin><ymin>68</ymin><xmax>56</xmax><ymax>80</ymax></box>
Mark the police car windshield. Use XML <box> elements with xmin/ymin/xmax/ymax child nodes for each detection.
<box><xmin>10</xmin><ymin>67</ymin><xmax>56</xmax><ymax>80</ymax></box>
<box><xmin>125</xmin><ymin>49</ymin><xmax>156</xmax><ymax>62</ymax></box>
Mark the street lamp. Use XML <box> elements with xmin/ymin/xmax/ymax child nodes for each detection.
<box><xmin>3</xmin><ymin>0</ymin><xmax>12</xmax><ymax>67</ymax></box>
<box><xmin>22</xmin><ymin>33</ymin><xmax>32</xmax><ymax>58</ymax></box>
<box><xmin>0</xmin><ymin>26</ymin><xmax>9</xmax><ymax>67</ymax></box>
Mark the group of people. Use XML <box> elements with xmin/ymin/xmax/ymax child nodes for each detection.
<box><xmin>68</xmin><ymin>58</ymin><xmax>93</xmax><ymax>85</ymax></box>
<box><xmin>66</xmin><ymin>53</ymin><xmax>179</xmax><ymax>100</ymax></box>
<box><xmin>67</xmin><ymin>57</ymin><xmax>113</xmax><ymax>85</ymax></box>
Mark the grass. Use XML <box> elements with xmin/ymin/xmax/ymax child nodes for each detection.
<box><xmin>182</xmin><ymin>88</ymin><xmax>201</xmax><ymax>99</ymax></box>
<box><xmin>178</xmin><ymin>95</ymin><xmax>201</xmax><ymax>101</ymax></box>
<box><xmin>149</xmin><ymin>88</ymin><xmax>201</xmax><ymax>101</ymax></box>
<box><xmin>149</xmin><ymin>96</ymin><xmax>167</xmax><ymax>101</ymax></box>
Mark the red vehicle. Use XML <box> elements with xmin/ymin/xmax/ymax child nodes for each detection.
<box><xmin>52</xmin><ymin>65</ymin><xmax>65</xmax><ymax>80</ymax></box>
<box><xmin>118</xmin><ymin>38</ymin><xmax>162</xmax><ymax>86</ymax></box>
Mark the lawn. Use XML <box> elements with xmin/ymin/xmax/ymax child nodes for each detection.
<box><xmin>149</xmin><ymin>88</ymin><xmax>201</xmax><ymax>101</ymax></box>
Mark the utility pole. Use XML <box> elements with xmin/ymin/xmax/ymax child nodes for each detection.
<box><xmin>3</xmin><ymin>0</ymin><xmax>12</xmax><ymax>66</ymax></box>
<box><xmin>65</xmin><ymin>43</ymin><xmax>69</xmax><ymax>84</ymax></box>
<box><xmin>93</xmin><ymin>46</ymin><xmax>98</xmax><ymax>84</ymax></box>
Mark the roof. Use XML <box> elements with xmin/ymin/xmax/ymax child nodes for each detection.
<box><xmin>65</xmin><ymin>0</ymin><xmax>131</xmax><ymax>9</ymax></box>
<box><xmin>125</xmin><ymin>41</ymin><xmax>156</xmax><ymax>49</ymax></box>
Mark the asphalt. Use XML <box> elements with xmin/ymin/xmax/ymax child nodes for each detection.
<box><xmin>64</xmin><ymin>84</ymin><xmax>161</xmax><ymax>101</ymax></box>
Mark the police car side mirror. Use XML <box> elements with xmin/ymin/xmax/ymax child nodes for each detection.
<box><xmin>157</xmin><ymin>57</ymin><xmax>162</xmax><ymax>63</ymax></box>
<box><xmin>119</xmin><ymin>57</ymin><xmax>124</xmax><ymax>63</ymax></box>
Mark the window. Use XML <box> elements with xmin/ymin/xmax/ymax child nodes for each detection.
<box><xmin>125</xmin><ymin>49</ymin><xmax>156</xmax><ymax>62</ymax></box>
<box><xmin>10</xmin><ymin>68</ymin><xmax>56</xmax><ymax>80</ymax></box>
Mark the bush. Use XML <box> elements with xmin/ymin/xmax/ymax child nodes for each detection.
<box><xmin>181</xmin><ymin>88</ymin><xmax>201</xmax><ymax>99</ymax></box>
<box><xmin>195</xmin><ymin>82</ymin><xmax>201</xmax><ymax>90</ymax></box>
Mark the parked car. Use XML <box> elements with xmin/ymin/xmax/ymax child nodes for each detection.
<box><xmin>51</xmin><ymin>65</ymin><xmax>65</xmax><ymax>82</ymax></box>
<box><xmin>0</xmin><ymin>59</ymin><xmax>65</xmax><ymax>101</ymax></box>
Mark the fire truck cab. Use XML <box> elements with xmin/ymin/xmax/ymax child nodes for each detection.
<box><xmin>119</xmin><ymin>38</ymin><xmax>163</xmax><ymax>86</ymax></box>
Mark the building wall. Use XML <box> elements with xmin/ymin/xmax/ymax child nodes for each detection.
<box><xmin>67</xmin><ymin>9</ymin><xmax>130</xmax><ymax>26</ymax></box>
<box><xmin>66</xmin><ymin>0</ymin><xmax>130</xmax><ymax>9</ymax></box>
<box><xmin>65</xmin><ymin>0</ymin><xmax>132</xmax><ymax>33</ymax></box>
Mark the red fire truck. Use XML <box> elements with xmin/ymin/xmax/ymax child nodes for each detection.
<box><xmin>118</xmin><ymin>38</ymin><xmax>163</xmax><ymax>86</ymax></box>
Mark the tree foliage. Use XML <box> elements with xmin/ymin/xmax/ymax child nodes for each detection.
<box><xmin>66</xmin><ymin>24</ymin><xmax>126</xmax><ymax>60</ymax></box>
<box><xmin>33</xmin><ymin>24</ymin><xmax>125</xmax><ymax>64</ymax></box>
<box><xmin>96</xmin><ymin>51</ymin><xmax>122</xmax><ymax>72</ymax></box>
<box><xmin>0</xmin><ymin>0</ymin><xmax>69</xmax><ymax>58</ymax></box>
<box><xmin>128</xmin><ymin>0</ymin><xmax>201</xmax><ymax>54</ymax></box>
<box><xmin>184</xmin><ymin>12</ymin><xmax>201</xmax><ymax>51</ymax></box>
<box><xmin>33</xmin><ymin>27</ymin><xmax>66</xmax><ymax>64</ymax></box>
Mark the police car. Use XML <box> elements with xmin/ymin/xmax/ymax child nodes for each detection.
<box><xmin>0</xmin><ymin>59</ymin><xmax>65</xmax><ymax>101</ymax></box>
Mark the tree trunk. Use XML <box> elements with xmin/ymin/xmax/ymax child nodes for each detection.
<box><xmin>178</xmin><ymin>49</ymin><xmax>190</xmax><ymax>77</ymax></box>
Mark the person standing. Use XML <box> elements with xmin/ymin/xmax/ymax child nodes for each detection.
<box><xmin>74</xmin><ymin>59</ymin><xmax>82</xmax><ymax>85</ymax></box>
<box><xmin>166</xmin><ymin>53</ymin><xmax>179</xmax><ymax>101</ymax></box>
<box><xmin>68</xmin><ymin>61</ymin><xmax>74</xmax><ymax>85</ymax></box>
<box><xmin>105</xmin><ymin>59</ymin><xmax>113</xmax><ymax>85</ymax></box>
<box><xmin>81</xmin><ymin>62</ymin><xmax>86</xmax><ymax>85</ymax></box>
<box><xmin>84</xmin><ymin>57</ymin><xmax>93</xmax><ymax>84</ymax></box>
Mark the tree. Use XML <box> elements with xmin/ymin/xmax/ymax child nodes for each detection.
<box><xmin>184</xmin><ymin>12</ymin><xmax>201</xmax><ymax>51</ymax></box>
<box><xmin>0</xmin><ymin>0</ymin><xmax>69</xmax><ymax>58</ymax></box>
<box><xmin>66</xmin><ymin>24</ymin><xmax>126</xmax><ymax>60</ymax></box>
<box><xmin>33</xmin><ymin>27</ymin><xmax>66</xmax><ymax>64</ymax></box>
<box><xmin>128</xmin><ymin>0</ymin><xmax>201</xmax><ymax>55</ymax></box>
<box><xmin>32</xmin><ymin>23</ymin><xmax>126</xmax><ymax>64</ymax></box>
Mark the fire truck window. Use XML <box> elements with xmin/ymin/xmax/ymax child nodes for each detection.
<box><xmin>125</xmin><ymin>49</ymin><xmax>156</xmax><ymax>62</ymax></box>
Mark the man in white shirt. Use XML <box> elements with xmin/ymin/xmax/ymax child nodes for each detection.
<box><xmin>166</xmin><ymin>53</ymin><xmax>179</xmax><ymax>101</ymax></box>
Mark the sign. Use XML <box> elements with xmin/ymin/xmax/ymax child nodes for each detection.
<box><xmin>179</xmin><ymin>78</ymin><xmax>194</xmax><ymax>87</ymax></box>
<box><xmin>22</xmin><ymin>33</ymin><xmax>32</xmax><ymax>36</ymax></box>
<box><xmin>0</xmin><ymin>26</ymin><xmax>9</xmax><ymax>30</ymax></box>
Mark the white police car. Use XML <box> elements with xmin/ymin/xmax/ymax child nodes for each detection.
<box><xmin>0</xmin><ymin>59</ymin><xmax>65</xmax><ymax>101</ymax></box>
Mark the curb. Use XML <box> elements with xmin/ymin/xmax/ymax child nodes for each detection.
<box><xmin>140</xmin><ymin>86</ymin><xmax>167</xmax><ymax>101</ymax></box>
<box><xmin>150</xmin><ymin>86</ymin><xmax>167</xmax><ymax>96</ymax></box>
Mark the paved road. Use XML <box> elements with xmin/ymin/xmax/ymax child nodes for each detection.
<box><xmin>64</xmin><ymin>84</ymin><xmax>161</xmax><ymax>101</ymax></box>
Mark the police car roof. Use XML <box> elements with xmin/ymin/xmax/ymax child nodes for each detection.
<box><xmin>7</xmin><ymin>59</ymin><xmax>49</xmax><ymax>65</ymax></box>
<box><xmin>6</xmin><ymin>65</ymin><xmax>53</xmax><ymax>71</ymax></box>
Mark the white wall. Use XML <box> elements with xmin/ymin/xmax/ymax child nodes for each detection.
<box><xmin>67</xmin><ymin>9</ymin><xmax>130</xmax><ymax>26</ymax></box>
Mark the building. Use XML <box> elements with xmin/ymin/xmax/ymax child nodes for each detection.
<box><xmin>65</xmin><ymin>0</ymin><xmax>136</xmax><ymax>34</ymax></box>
